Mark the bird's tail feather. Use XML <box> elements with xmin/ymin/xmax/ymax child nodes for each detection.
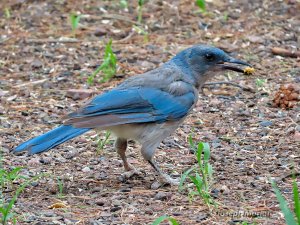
<box><xmin>14</xmin><ymin>125</ymin><xmax>90</xmax><ymax>154</ymax></box>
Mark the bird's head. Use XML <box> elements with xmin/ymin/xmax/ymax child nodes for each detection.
<box><xmin>171</xmin><ymin>45</ymin><xmax>252</xmax><ymax>87</ymax></box>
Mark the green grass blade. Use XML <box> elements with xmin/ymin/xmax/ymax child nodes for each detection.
<box><xmin>196</xmin><ymin>142</ymin><xmax>203</xmax><ymax>169</ymax></box>
<box><xmin>188</xmin><ymin>134</ymin><xmax>196</xmax><ymax>152</ymax></box>
<box><xmin>196</xmin><ymin>0</ymin><xmax>206</xmax><ymax>12</ymax></box>
<box><xmin>201</xmin><ymin>142</ymin><xmax>210</xmax><ymax>161</ymax></box>
<box><xmin>189</xmin><ymin>175</ymin><xmax>202</xmax><ymax>194</ymax></box>
<box><xmin>292</xmin><ymin>176</ymin><xmax>300</xmax><ymax>224</ymax></box>
<box><xmin>70</xmin><ymin>13</ymin><xmax>81</xmax><ymax>32</ymax></box>
<box><xmin>151</xmin><ymin>215</ymin><xmax>179</xmax><ymax>225</ymax></box>
<box><xmin>179</xmin><ymin>167</ymin><xmax>195</xmax><ymax>191</ymax></box>
<box><xmin>271</xmin><ymin>180</ymin><xmax>298</xmax><ymax>225</ymax></box>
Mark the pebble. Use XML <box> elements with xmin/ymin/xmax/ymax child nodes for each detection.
<box><xmin>82</xmin><ymin>166</ymin><xmax>91</xmax><ymax>172</ymax></box>
<box><xmin>236</xmin><ymin>183</ymin><xmax>245</xmax><ymax>189</ymax></box>
<box><xmin>220</xmin><ymin>185</ymin><xmax>230</xmax><ymax>194</ymax></box>
<box><xmin>154</xmin><ymin>191</ymin><xmax>170</xmax><ymax>201</ymax></box>
<box><xmin>95</xmin><ymin>199</ymin><xmax>105</xmax><ymax>206</ymax></box>
<box><xmin>195</xmin><ymin>213</ymin><xmax>208</xmax><ymax>222</ymax></box>
<box><xmin>211</xmin><ymin>188</ymin><xmax>220</xmax><ymax>198</ymax></box>
<box><xmin>110</xmin><ymin>206</ymin><xmax>122</xmax><ymax>212</ymax></box>
<box><xmin>31</xmin><ymin>59</ymin><xmax>43</xmax><ymax>68</ymax></box>
<box><xmin>31</xmin><ymin>181</ymin><xmax>39</xmax><ymax>187</ymax></box>
<box><xmin>26</xmin><ymin>215</ymin><xmax>37</xmax><ymax>222</ymax></box>
<box><xmin>259</xmin><ymin>120</ymin><xmax>273</xmax><ymax>127</ymax></box>
<box><xmin>28</xmin><ymin>157</ymin><xmax>41</xmax><ymax>166</ymax></box>
<box><xmin>112</xmin><ymin>200</ymin><xmax>122</xmax><ymax>206</ymax></box>
<box><xmin>40</xmin><ymin>157</ymin><xmax>52</xmax><ymax>164</ymax></box>
<box><xmin>151</xmin><ymin>181</ymin><xmax>162</xmax><ymax>190</ymax></box>
<box><xmin>92</xmin><ymin>187</ymin><xmax>102</xmax><ymax>193</ymax></box>
<box><xmin>43</xmin><ymin>211</ymin><xmax>57</xmax><ymax>217</ymax></box>
<box><xmin>145</xmin><ymin>209</ymin><xmax>153</xmax><ymax>215</ymax></box>
<box><xmin>94</xmin><ymin>27</ymin><xmax>107</xmax><ymax>37</ymax></box>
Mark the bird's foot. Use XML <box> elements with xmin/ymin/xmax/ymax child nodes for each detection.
<box><xmin>119</xmin><ymin>167</ymin><xmax>145</xmax><ymax>182</ymax></box>
<box><xmin>151</xmin><ymin>174</ymin><xmax>180</xmax><ymax>189</ymax></box>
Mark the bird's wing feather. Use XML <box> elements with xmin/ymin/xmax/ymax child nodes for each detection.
<box><xmin>65</xmin><ymin>87</ymin><xmax>195</xmax><ymax>128</ymax></box>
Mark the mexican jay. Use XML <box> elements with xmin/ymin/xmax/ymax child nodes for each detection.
<box><xmin>14</xmin><ymin>45</ymin><xmax>251</xmax><ymax>185</ymax></box>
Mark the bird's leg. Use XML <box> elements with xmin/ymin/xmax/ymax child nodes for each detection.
<box><xmin>115</xmin><ymin>138</ymin><xmax>131</xmax><ymax>171</ymax></box>
<box><xmin>141</xmin><ymin>145</ymin><xmax>179</xmax><ymax>186</ymax></box>
<box><xmin>115</xmin><ymin>138</ymin><xmax>144</xmax><ymax>180</ymax></box>
<box><xmin>147</xmin><ymin>159</ymin><xmax>180</xmax><ymax>186</ymax></box>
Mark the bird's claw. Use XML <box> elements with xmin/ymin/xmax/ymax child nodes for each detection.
<box><xmin>151</xmin><ymin>174</ymin><xmax>180</xmax><ymax>189</ymax></box>
<box><xmin>119</xmin><ymin>168</ymin><xmax>145</xmax><ymax>182</ymax></box>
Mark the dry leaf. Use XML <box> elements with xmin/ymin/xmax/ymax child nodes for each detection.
<box><xmin>49</xmin><ymin>202</ymin><xmax>68</xmax><ymax>209</ymax></box>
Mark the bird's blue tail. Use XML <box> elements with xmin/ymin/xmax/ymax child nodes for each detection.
<box><xmin>14</xmin><ymin>125</ymin><xmax>90</xmax><ymax>154</ymax></box>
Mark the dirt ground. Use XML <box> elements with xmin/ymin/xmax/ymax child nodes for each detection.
<box><xmin>0</xmin><ymin>0</ymin><xmax>299</xmax><ymax>224</ymax></box>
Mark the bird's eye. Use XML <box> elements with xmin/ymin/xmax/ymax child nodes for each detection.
<box><xmin>205</xmin><ymin>53</ymin><xmax>215</xmax><ymax>61</ymax></box>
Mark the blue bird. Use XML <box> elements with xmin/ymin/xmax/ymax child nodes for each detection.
<box><xmin>14</xmin><ymin>45</ymin><xmax>251</xmax><ymax>185</ymax></box>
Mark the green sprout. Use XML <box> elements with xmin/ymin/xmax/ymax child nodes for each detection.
<box><xmin>195</xmin><ymin>0</ymin><xmax>206</xmax><ymax>13</ymax></box>
<box><xmin>151</xmin><ymin>215</ymin><xmax>179</xmax><ymax>225</ymax></box>
<box><xmin>97</xmin><ymin>131</ymin><xmax>112</xmax><ymax>154</ymax></box>
<box><xmin>137</xmin><ymin>0</ymin><xmax>145</xmax><ymax>23</ymax></box>
<box><xmin>57</xmin><ymin>177</ymin><xmax>64</xmax><ymax>199</ymax></box>
<box><xmin>120</xmin><ymin>0</ymin><xmax>128</xmax><ymax>9</ymax></box>
<box><xmin>271</xmin><ymin>174</ymin><xmax>300</xmax><ymax>225</ymax></box>
<box><xmin>0</xmin><ymin>167</ymin><xmax>24</xmax><ymax>190</ymax></box>
<box><xmin>179</xmin><ymin>138</ymin><xmax>216</xmax><ymax>206</ymax></box>
<box><xmin>132</xmin><ymin>25</ymin><xmax>149</xmax><ymax>43</ymax></box>
<box><xmin>223</xmin><ymin>12</ymin><xmax>229</xmax><ymax>22</ymax></box>
<box><xmin>0</xmin><ymin>169</ymin><xmax>42</xmax><ymax>224</ymax></box>
<box><xmin>87</xmin><ymin>39</ymin><xmax>117</xmax><ymax>84</ymax></box>
<box><xmin>255</xmin><ymin>78</ymin><xmax>267</xmax><ymax>87</ymax></box>
<box><xmin>70</xmin><ymin>13</ymin><xmax>82</xmax><ymax>38</ymax></box>
<box><xmin>4</xmin><ymin>8</ymin><xmax>11</xmax><ymax>19</ymax></box>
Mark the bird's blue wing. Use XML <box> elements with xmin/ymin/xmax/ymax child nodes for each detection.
<box><xmin>65</xmin><ymin>87</ymin><xmax>195</xmax><ymax>128</ymax></box>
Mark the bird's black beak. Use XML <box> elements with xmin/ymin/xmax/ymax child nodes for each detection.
<box><xmin>218</xmin><ymin>57</ymin><xmax>252</xmax><ymax>73</ymax></box>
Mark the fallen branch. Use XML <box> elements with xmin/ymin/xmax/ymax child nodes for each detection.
<box><xmin>204</xmin><ymin>81</ymin><xmax>255</xmax><ymax>92</ymax></box>
<box><xmin>271</xmin><ymin>47</ymin><xmax>300</xmax><ymax>58</ymax></box>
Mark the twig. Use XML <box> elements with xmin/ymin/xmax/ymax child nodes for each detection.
<box><xmin>280</xmin><ymin>171</ymin><xmax>300</xmax><ymax>181</ymax></box>
<box><xmin>272</xmin><ymin>47</ymin><xmax>300</xmax><ymax>58</ymax></box>
<box><xmin>114</xmin><ymin>31</ymin><xmax>135</xmax><ymax>43</ymax></box>
<box><xmin>25</xmin><ymin>38</ymin><xmax>79</xmax><ymax>44</ymax></box>
<box><xmin>0</xmin><ymin>37</ymin><xmax>10</xmax><ymax>44</ymax></box>
<box><xmin>204</xmin><ymin>81</ymin><xmax>255</xmax><ymax>92</ymax></box>
<box><xmin>14</xmin><ymin>78</ymin><xmax>48</xmax><ymax>88</ymax></box>
<box><xmin>83</xmin><ymin>14</ymin><xmax>140</xmax><ymax>25</ymax></box>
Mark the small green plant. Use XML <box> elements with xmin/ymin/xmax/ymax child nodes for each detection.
<box><xmin>137</xmin><ymin>0</ymin><xmax>145</xmax><ymax>23</ymax></box>
<box><xmin>57</xmin><ymin>177</ymin><xmax>64</xmax><ymax>199</ymax></box>
<box><xmin>4</xmin><ymin>8</ymin><xmax>11</xmax><ymax>19</ymax></box>
<box><xmin>179</xmin><ymin>138</ymin><xmax>215</xmax><ymax>206</ymax></box>
<box><xmin>132</xmin><ymin>25</ymin><xmax>149</xmax><ymax>43</ymax></box>
<box><xmin>271</xmin><ymin>175</ymin><xmax>300</xmax><ymax>225</ymax></box>
<box><xmin>195</xmin><ymin>0</ymin><xmax>206</xmax><ymax>13</ymax></box>
<box><xmin>97</xmin><ymin>131</ymin><xmax>111</xmax><ymax>154</ymax></box>
<box><xmin>0</xmin><ymin>167</ymin><xmax>24</xmax><ymax>190</ymax></box>
<box><xmin>239</xmin><ymin>222</ymin><xmax>258</xmax><ymax>225</ymax></box>
<box><xmin>223</xmin><ymin>12</ymin><xmax>229</xmax><ymax>22</ymax></box>
<box><xmin>0</xmin><ymin>170</ymin><xmax>42</xmax><ymax>225</ymax></box>
<box><xmin>255</xmin><ymin>78</ymin><xmax>267</xmax><ymax>87</ymax></box>
<box><xmin>70</xmin><ymin>13</ymin><xmax>81</xmax><ymax>38</ymax></box>
<box><xmin>151</xmin><ymin>215</ymin><xmax>179</xmax><ymax>225</ymax></box>
<box><xmin>1</xmin><ymin>180</ymin><xmax>28</xmax><ymax>224</ymax></box>
<box><xmin>87</xmin><ymin>39</ymin><xmax>117</xmax><ymax>84</ymax></box>
<box><xmin>120</xmin><ymin>0</ymin><xmax>128</xmax><ymax>9</ymax></box>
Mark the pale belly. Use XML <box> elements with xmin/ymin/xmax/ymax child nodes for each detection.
<box><xmin>107</xmin><ymin>120</ymin><xmax>183</xmax><ymax>145</ymax></box>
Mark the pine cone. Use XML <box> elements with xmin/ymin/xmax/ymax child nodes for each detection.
<box><xmin>273</xmin><ymin>84</ymin><xmax>299</xmax><ymax>109</ymax></box>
